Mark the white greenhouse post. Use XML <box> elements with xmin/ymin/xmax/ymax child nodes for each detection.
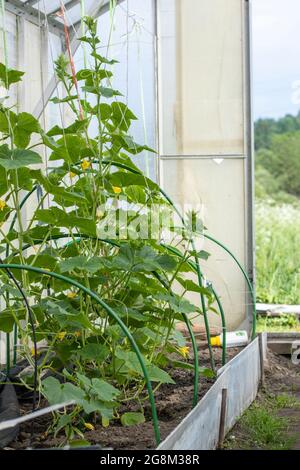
<box><xmin>16</xmin><ymin>15</ymin><xmax>27</xmax><ymax>237</ymax></box>
<box><xmin>16</xmin><ymin>15</ymin><xmax>26</xmax><ymax>112</ymax></box>
<box><xmin>245</xmin><ymin>0</ymin><xmax>255</xmax><ymax>331</ymax></box>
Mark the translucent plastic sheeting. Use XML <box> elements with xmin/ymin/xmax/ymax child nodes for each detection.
<box><xmin>74</xmin><ymin>0</ymin><xmax>158</xmax><ymax>180</ymax></box>
<box><xmin>47</xmin><ymin>32</ymin><xmax>64</xmax><ymax>129</ymax></box>
<box><xmin>0</xmin><ymin>10</ymin><xmax>17</xmax><ymax>105</ymax></box>
<box><xmin>0</xmin><ymin>11</ymin><xmax>18</xmax><ymax>364</ymax></box>
<box><xmin>160</xmin><ymin>157</ymin><xmax>248</xmax><ymax>330</ymax></box>
<box><xmin>0</xmin><ymin>11</ymin><xmax>63</xmax><ymax>364</ymax></box>
<box><xmin>13</xmin><ymin>19</ymin><xmax>61</xmax><ymax>118</ymax></box>
<box><xmin>157</xmin><ymin>0</ymin><xmax>245</xmax><ymax>156</ymax></box>
<box><xmin>18</xmin><ymin>22</ymin><xmax>44</xmax><ymax>114</ymax></box>
<box><xmin>158</xmin><ymin>0</ymin><xmax>251</xmax><ymax>330</ymax></box>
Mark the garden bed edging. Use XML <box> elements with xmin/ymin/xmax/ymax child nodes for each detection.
<box><xmin>157</xmin><ymin>336</ymin><xmax>266</xmax><ymax>450</ymax></box>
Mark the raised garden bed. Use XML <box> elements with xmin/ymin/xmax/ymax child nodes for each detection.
<box><xmin>3</xmin><ymin>348</ymin><xmax>241</xmax><ymax>450</ymax></box>
<box><xmin>157</xmin><ymin>338</ymin><xmax>264</xmax><ymax>450</ymax></box>
<box><xmin>0</xmin><ymin>15</ymin><xmax>256</xmax><ymax>454</ymax></box>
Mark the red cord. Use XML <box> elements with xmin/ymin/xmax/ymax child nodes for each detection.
<box><xmin>57</xmin><ymin>4</ymin><xmax>84</xmax><ymax>120</ymax></box>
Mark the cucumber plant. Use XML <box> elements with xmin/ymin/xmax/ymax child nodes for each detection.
<box><xmin>0</xmin><ymin>17</ymin><xmax>212</xmax><ymax>441</ymax></box>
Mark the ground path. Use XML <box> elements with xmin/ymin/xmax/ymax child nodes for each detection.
<box><xmin>224</xmin><ymin>349</ymin><xmax>300</xmax><ymax>450</ymax></box>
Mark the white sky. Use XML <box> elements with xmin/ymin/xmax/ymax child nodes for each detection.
<box><xmin>252</xmin><ymin>0</ymin><xmax>300</xmax><ymax>119</ymax></box>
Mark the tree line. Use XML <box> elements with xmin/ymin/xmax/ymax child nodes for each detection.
<box><xmin>255</xmin><ymin>111</ymin><xmax>300</xmax><ymax>201</ymax></box>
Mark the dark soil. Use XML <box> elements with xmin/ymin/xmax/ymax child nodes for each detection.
<box><xmin>225</xmin><ymin>348</ymin><xmax>300</xmax><ymax>450</ymax></box>
<box><xmin>6</xmin><ymin>348</ymin><xmax>239</xmax><ymax>450</ymax></box>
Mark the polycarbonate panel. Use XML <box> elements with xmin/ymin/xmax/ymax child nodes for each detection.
<box><xmin>47</xmin><ymin>32</ymin><xmax>64</xmax><ymax>129</ymax></box>
<box><xmin>0</xmin><ymin>10</ymin><xmax>17</xmax><ymax>365</ymax></box>
<box><xmin>160</xmin><ymin>157</ymin><xmax>247</xmax><ymax>330</ymax></box>
<box><xmin>0</xmin><ymin>11</ymin><xmax>17</xmax><ymax>105</ymax></box>
<box><xmin>19</xmin><ymin>21</ymin><xmax>44</xmax><ymax>113</ymax></box>
<box><xmin>158</xmin><ymin>0</ymin><xmax>245</xmax><ymax>155</ymax></box>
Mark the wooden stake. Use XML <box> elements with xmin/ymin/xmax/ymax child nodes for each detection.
<box><xmin>258</xmin><ymin>333</ymin><xmax>265</xmax><ymax>388</ymax></box>
<box><xmin>218</xmin><ymin>388</ymin><xmax>227</xmax><ymax>448</ymax></box>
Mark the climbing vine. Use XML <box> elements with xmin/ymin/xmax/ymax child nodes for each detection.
<box><xmin>0</xmin><ymin>17</ymin><xmax>213</xmax><ymax>441</ymax></box>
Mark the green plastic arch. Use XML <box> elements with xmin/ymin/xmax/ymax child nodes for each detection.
<box><xmin>0</xmin><ymin>263</ymin><xmax>161</xmax><ymax>445</ymax></box>
<box><xmin>161</xmin><ymin>244</ymin><xmax>227</xmax><ymax>366</ymax></box>
<box><xmin>100</xmin><ymin>160</ymin><xmax>256</xmax><ymax>339</ymax></box>
<box><xmin>9</xmin><ymin>163</ymin><xmax>256</xmax><ymax>343</ymax></box>
<box><xmin>7</xmin><ymin>234</ymin><xmax>200</xmax><ymax>407</ymax></box>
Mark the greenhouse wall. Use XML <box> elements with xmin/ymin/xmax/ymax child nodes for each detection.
<box><xmin>0</xmin><ymin>0</ymin><xmax>254</xmax><ymax>363</ymax></box>
<box><xmin>158</xmin><ymin>0</ymin><xmax>254</xmax><ymax>331</ymax></box>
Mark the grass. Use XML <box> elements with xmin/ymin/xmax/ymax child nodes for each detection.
<box><xmin>238</xmin><ymin>405</ymin><xmax>293</xmax><ymax>450</ymax></box>
<box><xmin>272</xmin><ymin>393</ymin><xmax>300</xmax><ymax>410</ymax></box>
<box><xmin>257</xmin><ymin>314</ymin><xmax>300</xmax><ymax>333</ymax></box>
<box><xmin>224</xmin><ymin>393</ymin><xmax>300</xmax><ymax>450</ymax></box>
<box><xmin>256</xmin><ymin>200</ymin><xmax>300</xmax><ymax>305</ymax></box>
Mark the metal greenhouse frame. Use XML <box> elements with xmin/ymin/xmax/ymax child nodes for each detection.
<box><xmin>0</xmin><ymin>0</ymin><xmax>255</xmax><ymax>342</ymax></box>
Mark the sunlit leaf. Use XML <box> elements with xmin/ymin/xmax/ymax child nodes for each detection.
<box><xmin>60</xmin><ymin>256</ymin><xmax>102</xmax><ymax>274</ymax></box>
<box><xmin>121</xmin><ymin>412</ymin><xmax>145</xmax><ymax>426</ymax></box>
<box><xmin>0</xmin><ymin>63</ymin><xmax>24</xmax><ymax>89</ymax></box>
<box><xmin>0</xmin><ymin>146</ymin><xmax>42</xmax><ymax>169</ymax></box>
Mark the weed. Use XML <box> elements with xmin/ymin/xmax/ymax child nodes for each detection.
<box><xmin>225</xmin><ymin>394</ymin><xmax>299</xmax><ymax>450</ymax></box>
<box><xmin>273</xmin><ymin>393</ymin><xmax>300</xmax><ymax>410</ymax></box>
<box><xmin>257</xmin><ymin>314</ymin><xmax>300</xmax><ymax>333</ymax></box>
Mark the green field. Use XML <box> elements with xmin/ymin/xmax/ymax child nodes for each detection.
<box><xmin>256</xmin><ymin>200</ymin><xmax>300</xmax><ymax>304</ymax></box>
<box><xmin>255</xmin><ymin>113</ymin><xmax>300</xmax><ymax>308</ymax></box>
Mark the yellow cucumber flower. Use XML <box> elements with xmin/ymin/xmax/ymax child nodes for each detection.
<box><xmin>179</xmin><ymin>346</ymin><xmax>190</xmax><ymax>359</ymax></box>
<box><xmin>0</xmin><ymin>199</ymin><xmax>6</xmax><ymax>211</ymax></box>
<box><xmin>96</xmin><ymin>207</ymin><xmax>105</xmax><ymax>219</ymax></box>
<box><xmin>67</xmin><ymin>291</ymin><xmax>77</xmax><ymax>299</ymax></box>
<box><xmin>81</xmin><ymin>159</ymin><xmax>91</xmax><ymax>171</ymax></box>
<box><xmin>112</xmin><ymin>186</ymin><xmax>122</xmax><ymax>194</ymax></box>
<box><xmin>57</xmin><ymin>331</ymin><xmax>67</xmax><ymax>341</ymax></box>
<box><xmin>84</xmin><ymin>422</ymin><xmax>94</xmax><ymax>431</ymax></box>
